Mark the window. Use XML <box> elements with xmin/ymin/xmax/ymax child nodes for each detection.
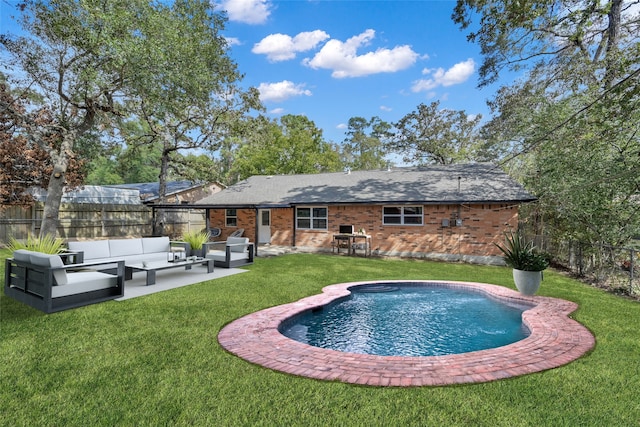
<box><xmin>296</xmin><ymin>207</ymin><xmax>328</xmax><ymax>230</ymax></box>
<box><xmin>225</xmin><ymin>209</ymin><xmax>237</xmax><ymax>227</ymax></box>
<box><xmin>261</xmin><ymin>210</ymin><xmax>270</xmax><ymax>226</ymax></box>
<box><xmin>383</xmin><ymin>206</ymin><xmax>423</xmax><ymax>225</ymax></box>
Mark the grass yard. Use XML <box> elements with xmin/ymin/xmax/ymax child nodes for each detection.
<box><xmin>1</xmin><ymin>250</ymin><xmax>639</xmax><ymax>426</ymax></box>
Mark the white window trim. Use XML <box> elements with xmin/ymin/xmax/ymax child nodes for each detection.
<box><xmin>225</xmin><ymin>209</ymin><xmax>238</xmax><ymax>227</ymax></box>
<box><xmin>382</xmin><ymin>205</ymin><xmax>424</xmax><ymax>226</ymax></box>
<box><xmin>296</xmin><ymin>206</ymin><xmax>328</xmax><ymax>230</ymax></box>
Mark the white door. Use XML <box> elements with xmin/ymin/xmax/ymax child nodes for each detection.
<box><xmin>258</xmin><ymin>209</ymin><xmax>271</xmax><ymax>244</ymax></box>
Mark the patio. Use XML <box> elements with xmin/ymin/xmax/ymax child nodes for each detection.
<box><xmin>117</xmin><ymin>265</ymin><xmax>248</xmax><ymax>300</ymax></box>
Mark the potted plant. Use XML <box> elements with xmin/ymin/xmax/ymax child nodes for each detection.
<box><xmin>180</xmin><ymin>229</ymin><xmax>211</xmax><ymax>258</ymax></box>
<box><xmin>495</xmin><ymin>230</ymin><xmax>549</xmax><ymax>295</ymax></box>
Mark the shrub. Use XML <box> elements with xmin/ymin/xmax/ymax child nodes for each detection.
<box><xmin>495</xmin><ymin>230</ymin><xmax>549</xmax><ymax>272</ymax></box>
<box><xmin>7</xmin><ymin>234</ymin><xmax>66</xmax><ymax>254</ymax></box>
<box><xmin>180</xmin><ymin>229</ymin><xmax>211</xmax><ymax>250</ymax></box>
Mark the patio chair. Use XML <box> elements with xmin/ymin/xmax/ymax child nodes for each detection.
<box><xmin>204</xmin><ymin>237</ymin><xmax>254</xmax><ymax>268</ymax></box>
<box><xmin>209</xmin><ymin>227</ymin><xmax>222</xmax><ymax>240</ymax></box>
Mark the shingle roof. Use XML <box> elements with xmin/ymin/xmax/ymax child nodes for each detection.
<box><xmin>195</xmin><ymin>163</ymin><xmax>536</xmax><ymax>207</ymax></box>
<box><xmin>106</xmin><ymin>181</ymin><xmax>202</xmax><ymax>201</ymax></box>
<box><xmin>29</xmin><ymin>185</ymin><xmax>142</xmax><ymax>204</ymax></box>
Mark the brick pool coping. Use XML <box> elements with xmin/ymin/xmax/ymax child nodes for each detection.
<box><xmin>218</xmin><ymin>280</ymin><xmax>595</xmax><ymax>387</ymax></box>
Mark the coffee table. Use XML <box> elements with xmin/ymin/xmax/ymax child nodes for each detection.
<box><xmin>124</xmin><ymin>257</ymin><xmax>214</xmax><ymax>286</ymax></box>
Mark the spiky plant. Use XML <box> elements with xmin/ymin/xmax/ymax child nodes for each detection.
<box><xmin>180</xmin><ymin>229</ymin><xmax>211</xmax><ymax>250</ymax></box>
<box><xmin>7</xmin><ymin>234</ymin><xmax>66</xmax><ymax>254</ymax></box>
<box><xmin>495</xmin><ymin>230</ymin><xmax>549</xmax><ymax>272</ymax></box>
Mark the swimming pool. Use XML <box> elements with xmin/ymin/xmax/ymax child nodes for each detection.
<box><xmin>218</xmin><ymin>280</ymin><xmax>595</xmax><ymax>386</ymax></box>
<box><xmin>281</xmin><ymin>284</ymin><xmax>531</xmax><ymax>356</ymax></box>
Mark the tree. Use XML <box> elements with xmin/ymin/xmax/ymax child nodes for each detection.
<box><xmin>452</xmin><ymin>0</ymin><xmax>635</xmax><ymax>89</ymax></box>
<box><xmin>179</xmin><ymin>153</ymin><xmax>219</xmax><ymax>184</ymax></box>
<box><xmin>231</xmin><ymin>115</ymin><xmax>342</xmax><ymax>180</ymax></box>
<box><xmin>454</xmin><ymin>0</ymin><xmax>640</xmax><ymax>245</ymax></box>
<box><xmin>388</xmin><ymin>101</ymin><xmax>483</xmax><ymax>165</ymax></box>
<box><xmin>341</xmin><ymin>117</ymin><xmax>391</xmax><ymax>170</ymax></box>
<box><xmin>128</xmin><ymin>85</ymin><xmax>259</xmax><ymax>195</ymax></box>
<box><xmin>84</xmin><ymin>157</ymin><xmax>123</xmax><ymax>186</ymax></box>
<box><xmin>0</xmin><ymin>0</ymin><xmax>255</xmax><ymax>237</ymax></box>
<box><xmin>0</xmin><ymin>83</ymin><xmax>83</xmax><ymax>206</ymax></box>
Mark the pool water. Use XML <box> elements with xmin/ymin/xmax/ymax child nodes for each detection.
<box><xmin>281</xmin><ymin>284</ymin><xmax>530</xmax><ymax>356</ymax></box>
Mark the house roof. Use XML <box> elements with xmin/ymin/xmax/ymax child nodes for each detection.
<box><xmin>29</xmin><ymin>185</ymin><xmax>142</xmax><ymax>204</ymax></box>
<box><xmin>106</xmin><ymin>181</ymin><xmax>207</xmax><ymax>202</ymax></box>
<box><xmin>194</xmin><ymin>163</ymin><xmax>536</xmax><ymax>208</ymax></box>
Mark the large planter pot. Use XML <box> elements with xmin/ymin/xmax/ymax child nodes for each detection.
<box><xmin>512</xmin><ymin>269</ymin><xmax>543</xmax><ymax>295</ymax></box>
<box><xmin>190</xmin><ymin>247</ymin><xmax>205</xmax><ymax>258</ymax></box>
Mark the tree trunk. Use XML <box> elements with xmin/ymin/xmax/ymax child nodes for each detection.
<box><xmin>153</xmin><ymin>128</ymin><xmax>173</xmax><ymax>236</ymax></box>
<box><xmin>604</xmin><ymin>0</ymin><xmax>622</xmax><ymax>88</ymax></box>
<box><xmin>40</xmin><ymin>134</ymin><xmax>72</xmax><ymax>238</ymax></box>
<box><xmin>40</xmin><ymin>171</ymin><xmax>64</xmax><ymax>238</ymax></box>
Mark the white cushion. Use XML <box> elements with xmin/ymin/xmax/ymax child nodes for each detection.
<box><xmin>28</xmin><ymin>253</ymin><xmax>68</xmax><ymax>285</ymax></box>
<box><xmin>109</xmin><ymin>239</ymin><xmax>143</xmax><ymax>257</ymax></box>
<box><xmin>12</xmin><ymin>249</ymin><xmax>34</xmax><ymax>262</ymax></box>
<box><xmin>142</xmin><ymin>237</ymin><xmax>170</xmax><ymax>254</ymax></box>
<box><xmin>206</xmin><ymin>250</ymin><xmax>249</xmax><ymax>262</ymax></box>
<box><xmin>227</xmin><ymin>237</ymin><xmax>249</xmax><ymax>253</ymax></box>
<box><xmin>52</xmin><ymin>271</ymin><xmax>117</xmax><ymax>297</ymax></box>
<box><xmin>68</xmin><ymin>240</ymin><xmax>111</xmax><ymax>260</ymax></box>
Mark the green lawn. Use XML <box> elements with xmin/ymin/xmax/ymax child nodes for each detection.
<box><xmin>2</xmin><ymin>251</ymin><xmax>639</xmax><ymax>426</ymax></box>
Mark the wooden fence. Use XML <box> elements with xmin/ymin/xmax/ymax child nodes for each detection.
<box><xmin>0</xmin><ymin>203</ymin><xmax>205</xmax><ymax>245</ymax></box>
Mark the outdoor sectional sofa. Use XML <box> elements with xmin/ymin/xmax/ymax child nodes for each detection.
<box><xmin>204</xmin><ymin>237</ymin><xmax>254</xmax><ymax>268</ymax></box>
<box><xmin>4</xmin><ymin>250</ymin><xmax>124</xmax><ymax>314</ymax></box>
<box><xmin>66</xmin><ymin>236</ymin><xmax>184</xmax><ymax>267</ymax></box>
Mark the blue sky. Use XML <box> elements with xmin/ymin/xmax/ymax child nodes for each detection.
<box><xmin>218</xmin><ymin>0</ymin><xmax>501</xmax><ymax>144</ymax></box>
<box><xmin>1</xmin><ymin>0</ymin><xmax>504</xmax><ymax>145</ymax></box>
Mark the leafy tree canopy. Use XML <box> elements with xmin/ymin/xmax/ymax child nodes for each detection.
<box><xmin>455</xmin><ymin>0</ymin><xmax>640</xmax><ymax>245</ymax></box>
<box><xmin>388</xmin><ymin>101</ymin><xmax>483</xmax><ymax>165</ymax></box>
<box><xmin>341</xmin><ymin>116</ymin><xmax>391</xmax><ymax>170</ymax></box>
<box><xmin>231</xmin><ymin>115</ymin><xmax>342</xmax><ymax>181</ymax></box>
<box><xmin>1</xmin><ymin>0</ymin><xmax>257</xmax><ymax>236</ymax></box>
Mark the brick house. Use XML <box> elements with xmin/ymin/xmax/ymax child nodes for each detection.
<box><xmin>194</xmin><ymin>164</ymin><xmax>536</xmax><ymax>263</ymax></box>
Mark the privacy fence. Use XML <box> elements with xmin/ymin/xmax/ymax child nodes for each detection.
<box><xmin>532</xmin><ymin>236</ymin><xmax>640</xmax><ymax>297</ymax></box>
<box><xmin>0</xmin><ymin>203</ymin><xmax>206</xmax><ymax>246</ymax></box>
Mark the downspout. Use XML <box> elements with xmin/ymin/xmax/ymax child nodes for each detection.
<box><xmin>457</xmin><ymin>176</ymin><xmax>462</xmax><ymax>261</ymax></box>
<box><xmin>457</xmin><ymin>203</ymin><xmax>462</xmax><ymax>261</ymax></box>
<box><xmin>292</xmin><ymin>205</ymin><xmax>297</xmax><ymax>247</ymax></box>
<box><xmin>254</xmin><ymin>206</ymin><xmax>259</xmax><ymax>256</ymax></box>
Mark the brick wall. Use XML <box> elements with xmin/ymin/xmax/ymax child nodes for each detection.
<box><xmin>209</xmin><ymin>208</ymin><xmax>256</xmax><ymax>240</ymax></box>
<box><xmin>208</xmin><ymin>203</ymin><xmax>519</xmax><ymax>258</ymax></box>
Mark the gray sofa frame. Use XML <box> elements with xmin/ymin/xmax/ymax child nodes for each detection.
<box><xmin>4</xmin><ymin>257</ymin><xmax>125</xmax><ymax>314</ymax></box>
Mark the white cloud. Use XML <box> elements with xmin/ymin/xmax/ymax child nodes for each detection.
<box><xmin>258</xmin><ymin>80</ymin><xmax>312</xmax><ymax>102</ymax></box>
<box><xmin>253</xmin><ymin>30</ymin><xmax>330</xmax><ymax>62</ymax></box>
<box><xmin>336</xmin><ymin>123</ymin><xmax>348</xmax><ymax>130</ymax></box>
<box><xmin>303</xmin><ymin>29</ymin><xmax>419</xmax><ymax>78</ymax></box>
<box><xmin>225</xmin><ymin>37</ymin><xmax>242</xmax><ymax>47</ymax></box>
<box><xmin>380</xmin><ymin>105</ymin><xmax>392</xmax><ymax>112</ymax></box>
<box><xmin>412</xmin><ymin>58</ymin><xmax>475</xmax><ymax>92</ymax></box>
<box><xmin>216</xmin><ymin>0</ymin><xmax>271</xmax><ymax>24</ymax></box>
<box><xmin>269</xmin><ymin>107</ymin><xmax>285</xmax><ymax>115</ymax></box>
